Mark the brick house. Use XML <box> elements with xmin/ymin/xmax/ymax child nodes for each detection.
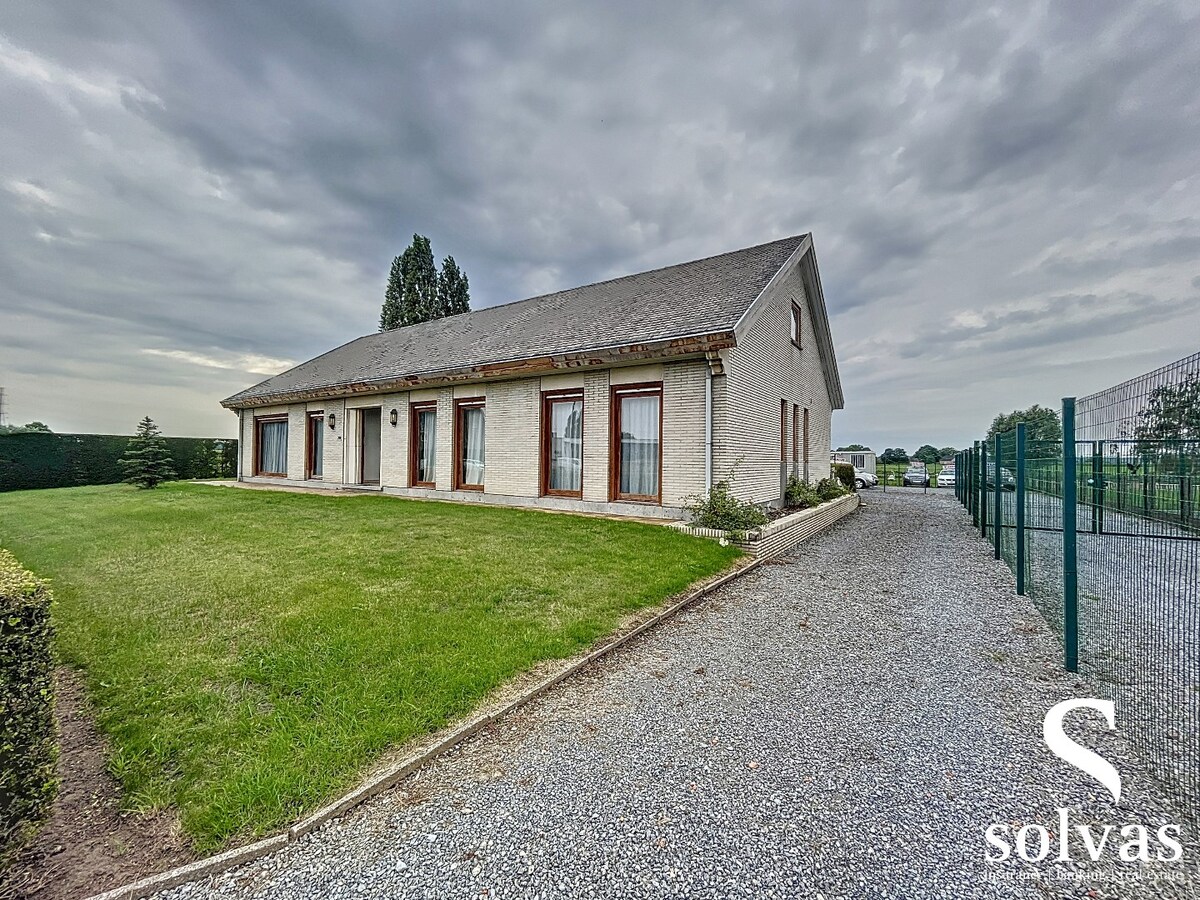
<box><xmin>222</xmin><ymin>234</ymin><xmax>843</xmax><ymax>519</ymax></box>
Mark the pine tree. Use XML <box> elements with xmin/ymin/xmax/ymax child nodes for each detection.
<box><xmin>120</xmin><ymin>416</ymin><xmax>176</xmax><ymax>490</ymax></box>
<box><xmin>380</xmin><ymin>254</ymin><xmax>404</xmax><ymax>331</ymax></box>
<box><xmin>438</xmin><ymin>255</ymin><xmax>471</xmax><ymax>316</ymax></box>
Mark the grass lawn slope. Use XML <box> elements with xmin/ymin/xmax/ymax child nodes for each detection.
<box><xmin>0</xmin><ymin>483</ymin><xmax>739</xmax><ymax>851</ymax></box>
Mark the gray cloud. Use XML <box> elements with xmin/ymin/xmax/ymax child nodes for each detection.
<box><xmin>0</xmin><ymin>0</ymin><xmax>1198</xmax><ymax>450</ymax></box>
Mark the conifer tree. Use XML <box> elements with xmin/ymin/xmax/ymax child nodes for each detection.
<box><xmin>380</xmin><ymin>254</ymin><xmax>404</xmax><ymax>331</ymax></box>
<box><xmin>120</xmin><ymin>416</ymin><xmax>176</xmax><ymax>489</ymax></box>
<box><xmin>400</xmin><ymin>234</ymin><xmax>439</xmax><ymax>325</ymax></box>
<box><xmin>438</xmin><ymin>255</ymin><xmax>471</xmax><ymax>316</ymax></box>
<box><xmin>380</xmin><ymin>234</ymin><xmax>471</xmax><ymax>328</ymax></box>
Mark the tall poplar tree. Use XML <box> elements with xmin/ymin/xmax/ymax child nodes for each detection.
<box><xmin>438</xmin><ymin>255</ymin><xmax>471</xmax><ymax>316</ymax></box>
<box><xmin>380</xmin><ymin>254</ymin><xmax>404</xmax><ymax>331</ymax></box>
<box><xmin>380</xmin><ymin>234</ymin><xmax>471</xmax><ymax>329</ymax></box>
<box><xmin>400</xmin><ymin>235</ymin><xmax>438</xmax><ymax>325</ymax></box>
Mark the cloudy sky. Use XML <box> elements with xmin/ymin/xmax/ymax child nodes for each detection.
<box><xmin>2</xmin><ymin>1</ymin><xmax>1198</xmax><ymax>450</ymax></box>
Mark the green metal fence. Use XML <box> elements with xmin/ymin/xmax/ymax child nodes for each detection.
<box><xmin>957</xmin><ymin>351</ymin><xmax>1199</xmax><ymax>820</ymax></box>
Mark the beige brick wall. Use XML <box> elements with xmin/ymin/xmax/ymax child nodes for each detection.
<box><xmin>321</xmin><ymin>399</ymin><xmax>346</xmax><ymax>484</ymax></box>
<box><xmin>662</xmin><ymin>360</ymin><xmax>708</xmax><ymax>507</ymax></box>
<box><xmin>716</xmin><ymin>262</ymin><xmax>836</xmax><ymax>506</ymax></box>
<box><xmin>433</xmin><ymin>387</ymin><xmax>455</xmax><ymax>489</ymax></box>
<box><xmin>581</xmin><ymin>371</ymin><xmax>611</xmax><ymax>502</ymax></box>
<box><xmin>484</xmin><ymin>379</ymin><xmax>539</xmax><ymax>496</ymax></box>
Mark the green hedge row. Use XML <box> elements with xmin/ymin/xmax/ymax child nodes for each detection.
<box><xmin>0</xmin><ymin>549</ymin><xmax>56</xmax><ymax>869</ymax></box>
<box><xmin>0</xmin><ymin>433</ymin><xmax>237</xmax><ymax>492</ymax></box>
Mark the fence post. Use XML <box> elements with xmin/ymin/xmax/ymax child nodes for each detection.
<box><xmin>1062</xmin><ymin>397</ymin><xmax>1078</xmax><ymax>673</ymax></box>
<box><xmin>979</xmin><ymin>440</ymin><xmax>988</xmax><ymax>537</ymax></box>
<box><xmin>1179</xmin><ymin>449</ymin><xmax>1188</xmax><ymax>527</ymax></box>
<box><xmin>963</xmin><ymin>449</ymin><xmax>969</xmax><ymax>508</ymax></box>
<box><xmin>1091</xmin><ymin>441</ymin><xmax>1102</xmax><ymax>535</ymax></box>
<box><xmin>994</xmin><ymin>433</ymin><xmax>1002</xmax><ymax>560</ymax></box>
<box><xmin>1016</xmin><ymin>423</ymin><xmax>1026</xmax><ymax>595</ymax></box>
<box><xmin>958</xmin><ymin>451</ymin><xmax>964</xmax><ymax>504</ymax></box>
<box><xmin>972</xmin><ymin>442</ymin><xmax>981</xmax><ymax>525</ymax></box>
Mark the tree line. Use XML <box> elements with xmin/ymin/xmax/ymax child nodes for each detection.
<box><xmin>0</xmin><ymin>421</ymin><xmax>51</xmax><ymax>435</ymax></box>
<box><xmin>837</xmin><ymin>444</ymin><xmax>957</xmax><ymax>465</ymax></box>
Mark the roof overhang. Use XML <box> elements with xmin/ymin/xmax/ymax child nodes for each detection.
<box><xmin>222</xmin><ymin>331</ymin><xmax>737</xmax><ymax>410</ymax></box>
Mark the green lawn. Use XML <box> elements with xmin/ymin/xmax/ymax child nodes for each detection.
<box><xmin>0</xmin><ymin>483</ymin><xmax>739</xmax><ymax>850</ymax></box>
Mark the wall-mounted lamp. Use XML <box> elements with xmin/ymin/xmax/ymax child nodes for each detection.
<box><xmin>328</xmin><ymin>412</ymin><xmax>336</xmax><ymax>430</ymax></box>
<box><xmin>389</xmin><ymin>408</ymin><xmax>399</xmax><ymax>427</ymax></box>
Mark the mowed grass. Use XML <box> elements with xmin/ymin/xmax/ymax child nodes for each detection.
<box><xmin>0</xmin><ymin>483</ymin><xmax>739</xmax><ymax>850</ymax></box>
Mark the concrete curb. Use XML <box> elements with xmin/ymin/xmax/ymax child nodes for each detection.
<box><xmin>87</xmin><ymin>835</ymin><xmax>289</xmax><ymax>900</ymax></box>
<box><xmin>81</xmin><ymin>558</ymin><xmax>762</xmax><ymax>900</ymax></box>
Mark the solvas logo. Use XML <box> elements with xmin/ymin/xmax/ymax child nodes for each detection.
<box><xmin>984</xmin><ymin>699</ymin><xmax>1184</xmax><ymax>864</ymax></box>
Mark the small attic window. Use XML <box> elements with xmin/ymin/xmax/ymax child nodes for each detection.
<box><xmin>790</xmin><ymin>302</ymin><xmax>802</xmax><ymax>348</ymax></box>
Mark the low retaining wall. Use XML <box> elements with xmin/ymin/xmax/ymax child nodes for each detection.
<box><xmin>675</xmin><ymin>492</ymin><xmax>860</xmax><ymax>557</ymax></box>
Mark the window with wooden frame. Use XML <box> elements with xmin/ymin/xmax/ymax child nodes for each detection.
<box><xmin>254</xmin><ymin>415</ymin><xmax>288</xmax><ymax>477</ymax></box>
<box><xmin>453</xmin><ymin>398</ymin><xmax>486</xmax><ymax>491</ymax></box>
<box><xmin>409</xmin><ymin>401</ymin><xmax>437</xmax><ymax>488</ymax></box>
<box><xmin>790</xmin><ymin>301</ymin><xmax>802</xmax><ymax>348</ymax></box>
<box><xmin>541</xmin><ymin>390</ymin><xmax>584</xmax><ymax>498</ymax></box>
<box><xmin>611</xmin><ymin>383</ymin><xmax>662</xmax><ymax>503</ymax></box>
<box><xmin>306</xmin><ymin>411</ymin><xmax>324</xmax><ymax>480</ymax></box>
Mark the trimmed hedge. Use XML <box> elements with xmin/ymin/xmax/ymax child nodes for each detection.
<box><xmin>0</xmin><ymin>550</ymin><xmax>56</xmax><ymax>868</ymax></box>
<box><xmin>0</xmin><ymin>433</ymin><xmax>236</xmax><ymax>492</ymax></box>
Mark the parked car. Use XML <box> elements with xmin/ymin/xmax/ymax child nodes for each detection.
<box><xmin>854</xmin><ymin>468</ymin><xmax>877</xmax><ymax>489</ymax></box>
<box><xmin>902</xmin><ymin>465</ymin><xmax>930</xmax><ymax>487</ymax></box>
<box><xmin>936</xmin><ymin>467</ymin><xmax>956</xmax><ymax>488</ymax></box>
<box><xmin>985</xmin><ymin>463</ymin><xmax>1017</xmax><ymax>491</ymax></box>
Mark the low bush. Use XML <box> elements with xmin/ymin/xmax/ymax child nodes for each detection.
<box><xmin>831</xmin><ymin>462</ymin><xmax>856</xmax><ymax>490</ymax></box>
<box><xmin>685</xmin><ymin>480</ymin><xmax>768</xmax><ymax>535</ymax></box>
<box><xmin>0</xmin><ymin>550</ymin><xmax>56</xmax><ymax>869</ymax></box>
<box><xmin>785</xmin><ymin>475</ymin><xmax>823</xmax><ymax>509</ymax></box>
<box><xmin>816</xmin><ymin>476</ymin><xmax>849</xmax><ymax>502</ymax></box>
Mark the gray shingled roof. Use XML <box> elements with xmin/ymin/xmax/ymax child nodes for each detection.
<box><xmin>223</xmin><ymin>234</ymin><xmax>808</xmax><ymax>407</ymax></box>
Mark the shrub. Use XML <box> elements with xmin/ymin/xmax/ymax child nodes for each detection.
<box><xmin>831</xmin><ymin>462</ymin><xmax>856</xmax><ymax>490</ymax></box>
<box><xmin>816</xmin><ymin>476</ymin><xmax>848</xmax><ymax>501</ymax></box>
<box><xmin>0</xmin><ymin>550</ymin><xmax>56</xmax><ymax>868</ymax></box>
<box><xmin>785</xmin><ymin>475</ymin><xmax>822</xmax><ymax>509</ymax></box>
<box><xmin>685</xmin><ymin>480</ymin><xmax>767</xmax><ymax>535</ymax></box>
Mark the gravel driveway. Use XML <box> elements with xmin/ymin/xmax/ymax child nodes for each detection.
<box><xmin>159</xmin><ymin>492</ymin><xmax>1197</xmax><ymax>900</ymax></box>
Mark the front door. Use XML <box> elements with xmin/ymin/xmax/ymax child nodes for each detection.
<box><xmin>360</xmin><ymin>408</ymin><xmax>381</xmax><ymax>484</ymax></box>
